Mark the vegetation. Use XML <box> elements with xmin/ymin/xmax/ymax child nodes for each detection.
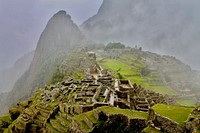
<box><xmin>141</xmin><ymin>66</ymin><xmax>151</xmax><ymax>76</ymax></box>
<box><xmin>97</xmin><ymin>106</ymin><xmax>148</xmax><ymax>119</ymax></box>
<box><xmin>1</xmin><ymin>46</ymin><xmax>200</xmax><ymax>132</ymax></box>
<box><xmin>9</xmin><ymin>108</ymin><xmax>21</xmax><ymax>121</ymax></box>
<box><xmin>99</xmin><ymin>57</ymin><xmax>176</xmax><ymax>95</ymax></box>
<box><xmin>51</xmin><ymin>68</ymin><xmax>64</xmax><ymax>84</ymax></box>
<box><xmin>152</xmin><ymin>104</ymin><xmax>194</xmax><ymax>124</ymax></box>
<box><xmin>176</xmin><ymin>99</ymin><xmax>197</xmax><ymax>107</ymax></box>
<box><xmin>73</xmin><ymin>106</ymin><xmax>147</xmax><ymax>132</ymax></box>
<box><xmin>0</xmin><ymin>114</ymin><xmax>12</xmax><ymax>130</ymax></box>
<box><xmin>104</xmin><ymin>42</ymin><xmax>125</xmax><ymax>51</ymax></box>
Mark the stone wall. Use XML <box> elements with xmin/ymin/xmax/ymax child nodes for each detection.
<box><xmin>147</xmin><ymin>109</ymin><xmax>186</xmax><ymax>133</ymax></box>
<box><xmin>91</xmin><ymin>112</ymin><xmax>146</xmax><ymax>133</ymax></box>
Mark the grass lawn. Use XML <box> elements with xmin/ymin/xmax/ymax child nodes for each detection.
<box><xmin>99</xmin><ymin>58</ymin><xmax>176</xmax><ymax>95</ymax></box>
<box><xmin>97</xmin><ymin>106</ymin><xmax>148</xmax><ymax>119</ymax></box>
<box><xmin>176</xmin><ymin>99</ymin><xmax>197</xmax><ymax>106</ymax></box>
<box><xmin>152</xmin><ymin>104</ymin><xmax>194</xmax><ymax>124</ymax></box>
<box><xmin>74</xmin><ymin>114</ymin><xmax>91</xmax><ymax>132</ymax></box>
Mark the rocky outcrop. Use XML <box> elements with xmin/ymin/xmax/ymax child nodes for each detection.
<box><xmin>187</xmin><ymin>106</ymin><xmax>200</xmax><ymax>132</ymax></box>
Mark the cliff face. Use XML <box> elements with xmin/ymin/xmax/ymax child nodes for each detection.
<box><xmin>0</xmin><ymin>10</ymin><xmax>89</xmax><ymax>114</ymax></box>
<box><xmin>0</xmin><ymin>51</ymin><xmax>34</xmax><ymax>93</ymax></box>
<box><xmin>81</xmin><ymin>0</ymin><xmax>200</xmax><ymax>69</ymax></box>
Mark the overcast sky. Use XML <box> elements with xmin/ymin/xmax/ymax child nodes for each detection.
<box><xmin>0</xmin><ymin>0</ymin><xmax>103</xmax><ymax>71</ymax></box>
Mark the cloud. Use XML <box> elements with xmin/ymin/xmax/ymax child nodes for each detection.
<box><xmin>37</xmin><ymin>0</ymin><xmax>103</xmax><ymax>24</ymax></box>
<box><xmin>0</xmin><ymin>0</ymin><xmax>103</xmax><ymax>70</ymax></box>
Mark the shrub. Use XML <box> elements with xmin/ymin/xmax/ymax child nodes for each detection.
<box><xmin>51</xmin><ymin>68</ymin><xmax>64</xmax><ymax>84</ymax></box>
<box><xmin>104</xmin><ymin>42</ymin><xmax>125</xmax><ymax>51</ymax></box>
<box><xmin>141</xmin><ymin>67</ymin><xmax>151</xmax><ymax>76</ymax></box>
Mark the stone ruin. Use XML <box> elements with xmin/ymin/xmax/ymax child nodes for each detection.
<box><xmin>186</xmin><ymin>106</ymin><xmax>200</xmax><ymax>132</ymax></box>
<box><xmin>5</xmin><ymin>63</ymin><xmax>176</xmax><ymax>132</ymax></box>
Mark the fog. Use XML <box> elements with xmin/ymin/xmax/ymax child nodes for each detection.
<box><xmin>82</xmin><ymin>0</ymin><xmax>200</xmax><ymax>70</ymax></box>
<box><xmin>0</xmin><ymin>0</ymin><xmax>103</xmax><ymax>71</ymax></box>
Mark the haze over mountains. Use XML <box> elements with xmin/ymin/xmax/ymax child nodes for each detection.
<box><xmin>0</xmin><ymin>51</ymin><xmax>34</xmax><ymax>93</ymax></box>
<box><xmin>0</xmin><ymin>0</ymin><xmax>103</xmax><ymax>71</ymax></box>
<box><xmin>0</xmin><ymin>11</ymin><xmax>90</xmax><ymax>114</ymax></box>
<box><xmin>81</xmin><ymin>0</ymin><xmax>200</xmax><ymax>69</ymax></box>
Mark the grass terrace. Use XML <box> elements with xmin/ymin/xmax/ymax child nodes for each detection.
<box><xmin>152</xmin><ymin>104</ymin><xmax>194</xmax><ymax>125</ymax></box>
<box><xmin>97</xmin><ymin>106</ymin><xmax>148</xmax><ymax>119</ymax></box>
<box><xmin>176</xmin><ymin>99</ymin><xmax>197</xmax><ymax>107</ymax></box>
<box><xmin>99</xmin><ymin>57</ymin><xmax>176</xmax><ymax>95</ymax></box>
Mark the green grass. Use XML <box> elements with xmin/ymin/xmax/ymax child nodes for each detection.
<box><xmin>86</xmin><ymin>112</ymin><xmax>97</xmax><ymax>123</ymax></box>
<box><xmin>55</xmin><ymin>114</ymin><xmax>71</xmax><ymax>127</ymax></box>
<box><xmin>97</xmin><ymin>106</ymin><xmax>148</xmax><ymax>119</ymax></box>
<box><xmin>152</xmin><ymin>104</ymin><xmax>194</xmax><ymax>124</ymax></box>
<box><xmin>176</xmin><ymin>99</ymin><xmax>197</xmax><ymax>106</ymax></box>
<box><xmin>3</xmin><ymin>129</ymin><xmax>9</xmax><ymax>133</ymax></box>
<box><xmin>73</xmin><ymin>106</ymin><xmax>147</xmax><ymax>132</ymax></box>
<box><xmin>0</xmin><ymin>114</ymin><xmax>12</xmax><ymax>130</ymax></box>
<box><xmin>46</xmin><ymin>122</ymin><xmax>59</xmax><ymax>133</ymax></box>
<box><xmin>74</xmin><ymin>114</ymin><xmax>91</xmax><ymax>132</ymax></box>
<box><xmin>50</xmin><ymin>119</ymin><xmax>66</xmax><ymax>132</ymax></box>
<box><xmin>99</xmin><ymin>96</ymin><xmax>104</xmax><ymax>102</ymax></box>
<box><xmin>0</xmin><ymin>114</ymin><xmax>12</xmax><ymax>123</ymax></box>
<box><xmin>100</xmin><ymin>59</ymin><xmax>138</xmax><ymax>76</ymax></box>
<box><xmin>99</xmin><ymin>58</ymin><xmax>176</xmax><ymax>95</ymax></box>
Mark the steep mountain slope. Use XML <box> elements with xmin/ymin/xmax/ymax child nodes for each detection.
<box><xmin>0</xmin><ymin>10</ymin><xmax>90</xmax><ymax>114</ymax></box>
<box><xmin>0</xmin><ymin>51</ymin><xmax>34</xmax><ymax>93</ymax></box>
<box><xmin>81</xmin><ymin>0</ymin><xmax>200</xmax><ymax>69</ymax></box>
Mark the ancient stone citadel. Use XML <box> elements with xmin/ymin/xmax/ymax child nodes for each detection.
<box><xmin>0</xmin><ymin>52</ymin><xmax>199</xmax><ymax>133</ymax></box>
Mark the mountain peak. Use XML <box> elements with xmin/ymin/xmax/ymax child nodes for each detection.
<box><xmin>53</xmin><ymin>10</ymin><xmax>71</xmax><ymax>20</ymax></box>
<box><xmin>0</xmin><ymin>11</ymin><xmax>88</xmax><ymax>114</ymax></box>
<box><xmin>56</xmin><ymin>10</ymin><xmax>66</xmax><ymax>15</ymax></box>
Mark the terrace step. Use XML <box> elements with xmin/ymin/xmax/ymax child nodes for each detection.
<box><xmin>50</xmin><ymin>119</ymin><xmax>67</xmax><ymax>133</ymax></box>
<box><xmin>34</xmin><ymin>119</ymin><xmax>44</xmax><ymax>127</ymax></box>
<box><xmin>14</xmin><ymin>120</ymin><xmax>26</xmax><ymax>130</ymax></box>
<box><xmin>36</xmin><ymin>114</ymin><xmax>47</xmax><ymax>122</ymax></box>
<box><xmin>86</xmin><ymin>112</ymin><xmax>98</xmax><ymax>124</ymax></box>
<box><xmin>39</xmin><ymin>110</ymin><xmax>50</xmax><ymax>118</ymax></box>
<box><xmin>46</xmin><ymin>122</ymin><xmax>60</xmax><ymax>133</ymax></box>
<box><xmin>35</xmin><ymin>105</ymin><xmax>51</xmax><ymax>114</ymax></box>
<box><xmin>55</xmin><ymin>114</ymin><xmax>71</xmax><ymax>128</ymax></box>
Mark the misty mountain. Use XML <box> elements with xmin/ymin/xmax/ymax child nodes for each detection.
<box><xmin>81</xmin><ymin>0</ymin><xmax>200</xmax><ymax>69</ymax></box>
<box><xmin>0</xmin><ymin>10</ymin><xmax>90</xmax><ymax>114</ymax></box>
<box><xmin>0</xmin><ymin>51</ymin><xmax>34</xmax><ymax>93</ymax></box>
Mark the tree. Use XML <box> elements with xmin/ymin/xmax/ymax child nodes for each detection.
<box><xmin>51</xmin><ymin>67</ymin><xmax>64</xmax><ymax>84</ymax></box>
<box><xmin>104</xmin><ymin>42</ymin><xmax>125</xmax><ymax>51</ymax></box>
<box><xmin>141</xmin><ymin>66</ymin><xmax>151</xmax><ymax>76</ymax></box>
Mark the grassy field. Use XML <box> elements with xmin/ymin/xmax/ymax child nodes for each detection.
<box><xmin>176</xmin><ymin>99</ymin><xmax>197</xmax><ymax>106</ymax></box>
<box><xmin>99</xmin><ymin>57</ymin><xmax>176</xmax><ymax>95</ymax></box>
<box><xmin>152</xmin><ymin>104</ymin><xmax>194</xmax><ymax>124</ymax></box>
<box><xmin>97</xmin><ymin>106</ymin><xmax>148</xmax><ymax>119</ymax></box>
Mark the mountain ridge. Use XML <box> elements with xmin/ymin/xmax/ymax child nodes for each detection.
<box><xmin>0</xmin><ymin>51</ymin><xmax>34</xmax><ymax>93</ymax></box>
<box><xmin>81</xmin><ymin>0</ymin><xmax>200</xmax><ymax>69</ymax></box>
